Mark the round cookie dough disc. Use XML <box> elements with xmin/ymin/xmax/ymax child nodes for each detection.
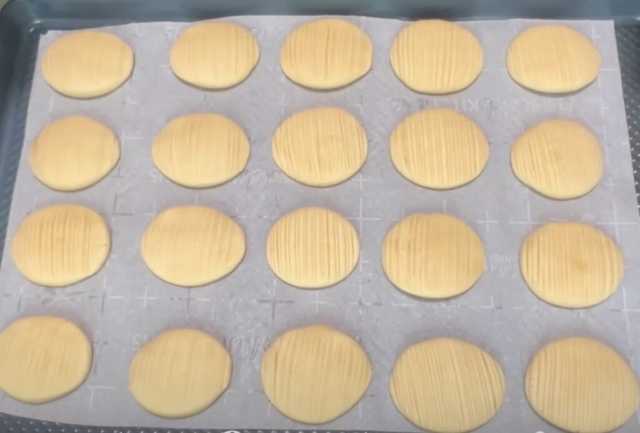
<box><xmin>42</xmin><ymin>31</ymin><xmax>134</xmax><ymax>98</ymax></box>
<box><xmin>390</xmin><ymin>108</ymin><xmax>489</xmax><ymax>189</ymax></box>
<box><xmin>272</xmin><ymin>108</ymin><xmax>367</xmax><ymax>187</ymax></box>
<box><xmin>129</xmin><ymin>329</ymin><xmax>232</xmax><ymax>418</ymax></box>
<box><xmin>29</xmin><ymin>116</ymin><xmax>120</xmax><ymax>191</ymax></box>
<box><xmin>390</xmin><ymin>338</ymin><xmax>505</xmax><ymax>433</ymax></box>
<box><xmin>170</xmin><ymin>22</ymin><xmax>259</xmax><ymax>89</ymax></box>
<box><xmin>526</xmin><ymin>337</ymin><xmax>639</xmax><ymax>432</ymax></box>
<box><xmin>390</xmin><ymin>20</ymin><xmax>483</xmax><ymax>94</ymax></box>
<box><xmin>0</xmin><ymin>316</ymin><xmax>92</xmax><ymax>404</ymax></box>
<box><xmin>152</xmin><ymin>114</ymin><xmax>250</xmax><ymax>188</ymax></box>
<box><xmin>11</xmin><ymin>205</ymin><xmax>110</xmax><ymax>287</ymax></box>
<box><xmin>261</xmin><ymin>325</ymin><xmax>371</xmax><ymax>424</ymax></box>
<box><xmin>382</xmin><ymin>213</ymin><xmax>485</xmax><ymax>299</ymax></box>
<box><xmin>520</xmin><ymin>222</ymin><xmax>623</xmax><ymax>308</ymax></box>
<box><xmin>280</xmin><ymin>19</ymin><xmax>373</xmax><ymax>90</ymax></box>
<box><xmin>507</xmin><ymin>25</ymin><xmax>601</xmax><ymax>93</ymax></box>
<box><xmin>266</xmin><ymin>207</ymin><xmax>359</xmax><ymax>289</ymax></box>
<box><xmin>511</xmin><ymin>119</ymin><xmax>603</xmax><ymax>199</ymax></box>
<box><xmin>141</xmin><ymin>206</ymin><xmax>245</xmax><ymax>287</ymax></box>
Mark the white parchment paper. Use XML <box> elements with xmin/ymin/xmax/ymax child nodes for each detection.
<box><xmin>0</xmin><ymin>16</ymin><xmax>639</xmax><ymax>432</ymax></box>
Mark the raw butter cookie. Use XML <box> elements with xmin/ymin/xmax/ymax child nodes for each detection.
<box><xmin>141</xmin><ymin>206</ymin><xmax>245</xmax><ymax>287</ymax></box>
<box><xmin>261</xmin><ymin>325</ymin><xmax>371</xmax><ymax>424</ymax></box>
<box><xmin>171</xmin><ymin>22</ymin><xmax>259</xmax><ymax>89</ymax></box>
<box><xmin>272</xmin><ymin>107</ymin><xmax>367</xmax><ymax>187</ymax></box>
<box><xmin>0</xmin><ymin>316</ymin><xmax>92</xmax><ymax>403</ymax></box>
<box><xmin>29</xmin><ymin>116</ymin><xmax>120</xmax><ymax>191</ymax></box>
<box><xmin>526</xmin><ymin>337</ymin><xmax>639</xmax><ymax>432</ymax></box>
<box><xmin>390</xmin><ymin>338</ymin><xmax>505</xmax><ymax>433</ymax></box>
<box><xmin>266</xmin><ymin>207</ymin><xmax>359</xmax><ymax>289</ymax></box>
<box><xmin>390</xmin><ymin>20</ymin><xmax>483</xmax><ymax>94</ymax></box>
<box><xmin>281</xmin><ymin>19</ymin><xmax>372</xmax><ymax>89</ymax></box>
<box><xmin>42</xmin><ymin>31</ymin><xmax>134</xmax><ymax>98</ymax></box>
<box><xmin>129</xmin><ymin>328</ymin><xmax>231</xmax><ymax>418</ymax></box>
<box><xmin>153</xmin><ymin>113</ymin><xmax>250</xmax><ymax>188</ymax></box>
<box><xmin>11</xmin><ymin>205</ymin><xmax>110</xmax><ymax>287</ymax></box>
<box><xmin>382</xmin><ymin>213</ymin><xmax>485</xmax><ymax>299</ymax></box>
<box><xmin>507</xmin><ymin>25</ymin><xmax>601</xmax><ymax>93</ymax></box>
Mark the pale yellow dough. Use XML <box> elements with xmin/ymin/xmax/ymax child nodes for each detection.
<box><xmin>29</xmin><ymin>116</ymin><xmax>120</xmax><ymax>191</ymax></box>
<box><xmin>382</xmin><ymin>213</ymin><xmax>485</xmax><ymax>299</ymax></box>
<box><xmin>261</xmin><ymin>325</ymin><xmax>371</xmax><ymax>424</ymax></box>
<box><xmin>390</xmin><ymin>108</ymin><xmax>489</xmax><ymax>189</ymax></box>
<box><xmin>0</xmin><ymin>316</ymin><xmax>92</xmax><ymax>404</ymax></box>
<box><xmin>511</xmin><ymin>119</ymin><xmax>603</xmax><ymax>199</ymax></box>
<box><xmin>507</xmin><ymin>25</ymin><xmax>602</xmax><ymax>93</ymax></box>
<box><xmin>141</xmin><ymin>206</ymin><xmax>245</xmax><ymax>287</ymax></box>
<box><xmin>171</xmin><ymin>22</ymin><xmax>259</xmax><ymax>89</ymax></box>
<box><xmin>129</xmin><ymin>328</ymin><xmax>231</xmax><ymax>418</ymax></box>
<box><xmin>152</xmin><ymin>113</ymin><xmax>250</xmax><ymax>188</ymax></box>
<box><xmin>42</xmin><ymin>31</ymin><xmax>134</xmax><ymax>98</ymax></box>
<box><xmin>272</xmin><ymin>107</ymin><xmax>367</xmax><ymax>187</ymax></box>
<box><xmin>520</xmin><ymin>222</ymin><xmax>623</xmax><ymax>308</ymax></box>
<box><xmin>281</xmin><ymin>19</ymin><xmax>373</xmax><ymax>89</ymax></box>
<box><xmin>11</xmin><ymin>205</ymin><xmax>110</xmax><ymax>287</ymax></box>
<box><xmin>526</xmin><ymin>337</ymin><xmax>639</xmax><ymax>433</ymax></box>
<box><xmin>390</xmin><ymin>20</ymin><xmax>484</xmax><ymax>94</ymax></box>
<box><xmin>266</xmin><ymin>207</ymin><xmax>359</xmax><ymax>289</ymax></box>
<box><xmin>390</xmin><ymin>338</ymin><xmax>505</xmax><ymax>433</ymax></box>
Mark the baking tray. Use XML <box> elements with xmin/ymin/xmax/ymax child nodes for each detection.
<box><xmin>1</xmin><ymin>1</ymin><xmax>640</xmax><ymax>433</ymax></box>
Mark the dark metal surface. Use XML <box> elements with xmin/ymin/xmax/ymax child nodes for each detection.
<box><xmin>0</xmin><ymin>1</ymin><xmax>638</xmax><ymax>432</ymax></box>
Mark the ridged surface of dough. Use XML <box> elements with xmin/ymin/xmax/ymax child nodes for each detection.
<box><xmin>153</xmin><ymin>114</ymin><xmax>250</xmax><ymax>188</ymax></box>
<box><xmin>390</xmin><ymin>338</ymin><xmax>505</xmax><ymax>433</ymax></box>
<box><xmin>390</xmin><ymin>108</ymin><xmax>489</xmax><ymax>189</ymax></box>
<box><xmin>29</xmin><ymin>116</ymin><xmax>120</xmax><ymax>191</ymax></box>
<box><xmin>526</xmin><ymin>337</ymin><xmax>639</xmax><ymax>433</ymax></box>
<box><xmin>520</xmin><ymin>222</ymin><xmax>623</xmax><ymax>308</ymax></box>
<box><xmin>129</xmin><ymin>329</ymin><xmax>231</xmax><ymax>418</ymax></box>
<box><xmin>171</xmin><ymin>22</ymin><xmax>259</xmax><ymax>89</ymax></box>
<box><xmin>141</xmin><ymin>206</ymin><xmax>245</xmax><ymax>287</ymax></box>
<box><xmin>511</xmin><ymin>119</ymin><xmax>603</xmax><ymax>199</ymax></box>
<box><xmin>272</xmin><ymin>107</ymin><xmax>367</xmax><ymax>187</ymax></box>
<box><xmin>0</xmin><ymin>316</ymin><xmax>92</xmax><ymax>404</ymax></box>
<box><xmin>42</xmin><ymin>31</ymin><xmax>134</xmax><ymax>98</ymax></box>
<box><xmin>11</xmin><ymin>205</ymin><xmax>110</xmax><ymax>287</ymax></box>
<box><xmin>266</xmin><ymin>207</ymin><xmax>359</xmax><ymax>289</ymax></box>
<box><xmin>261</xmin><ymin>325</ymin><xmax>371</xmax><ymax>424</ymax></box>
<box><xmin>382</xmin><ymin>213</ymin><xmax>485</xmax><ymax>299</ymax></box>
<box><xmin>507</xmin><ymin>25</ymin><xmax>601</xmax><ymax>93</ymax></box>
<box><xmin>280</xmin><ymin>19</ymin><xmax>373</xmax><ymax>89</ymax></box>
<box><xmin>390</xmin><ymin>20</ymin><xmax>483</xmax><ymax>94</ymax></box>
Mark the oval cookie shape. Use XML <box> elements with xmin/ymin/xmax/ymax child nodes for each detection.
<box><xmin>129</xmin><ymin>328</ymin><xmax>232</xmax><ymax>418</ymax></box>
<box><xmin>29</xmin><ymin>116</ymin><xmax>120</xmax><ymax>191</ymax></box>
<box><xmin>11</xmin><ymin>205</ymin><xmax>110</xmax><ymax>287</ymax></box>
<box><xmin>153</xmin><ymin>114</ymin><xmax>250</xmax><ymax>188</ymax></box>
<box><xmin>507</xmin><ymin>25</ymin><xmax>601</xmax><ymax>93</ymax></box>
<box><xmin>391</xmin><ymin>108</ymin><xmax>489</xmax><ymax>189</ymax></box>
<box><xmin>272</xmin><ymin>107</ymin><xmax>367</xmax><ymax>187</ymax></box>
<box><xmin>511</xmin><ymin>119</ymin><xmax>603</xmax><ymax>199</ymax></box>
<box><xmin>281</xmin><ymin>19</ymin><xmax>373</xmax><ymax>89</ymax></box>
<box><xmin>520</xmin><ymin>222</ymin><xmax>623</xmax><ymax>308</ymax></box>
<box><xmin>42</xmin><ymin>31</ymin><xmax>134</xmax><ymax>98</ymax></box>
<box><xmin>382</xmin><ymin>213</ymin><xmax>485</xmax><ymax>299</ymax></box>
<box><xmin>266</xmin><ymin>207</ymin><xmax>359</xmax><ymax>289</ymax></box>
<box><xmin>390</xmin><ymin>338</ymin><xmax>505</xmax><ymax>432</ymax></box>
<box><xmin>141</xmin><ymin>206</ymin><xmax>245</xmax><ymax>287</ymax></box>
<box><xmin>0</xmin><ymin>316</ymin><xmax>92</xmax><ymax>403</ymax></box>
<box><xmin>390</xmin><ymin>20</ymin><xmax>483</xmax><ymax>94</ymax></box>
<box><xmin>261</xmin><ymin>325</ymin><xmax>371</xmax><ymax>424</ymax></box>
<box><xmin>171</xmin><ymin>22</ymin><xmax>259</xmax><ymax>89</ymax></box>
<box><xmin>526</xmin><ymin>337</ymin><xmax>639</xmax><ymax>432</ymax></box>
